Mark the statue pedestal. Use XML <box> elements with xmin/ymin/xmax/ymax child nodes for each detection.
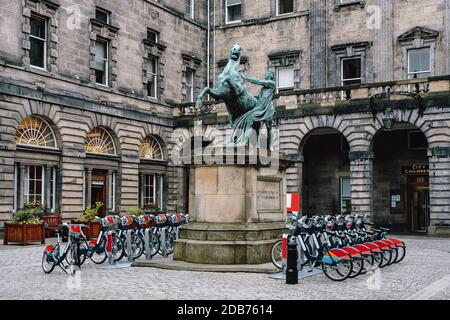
<box><xmin>174</xmin><ymin>152</ymin><xmax>291</xmax><ymax>264</ymax></box>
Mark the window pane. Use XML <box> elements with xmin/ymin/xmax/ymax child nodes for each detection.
<box><xmin>147</xmin><ymin>30</ymin><xmax>158</xmax><ymax>43</ymax></box>
<box><xmin>96</xmin><ymin>9</ymin><xmax>109</xmax><ymax>24</ymax></box>
<box><xmin>227</xmin><ymin>0</ymin><xmax>241</xmax><ymax>5</ymax></box>
<box><xmin>277</xmin><ymin>67</ymin><xmax>294</xmax><ymax>89</ymax></box>
<box><xmin>186</xmin><ymin>69</ymin><xmax>194</xmax><ymax>86</ymax></box>
<box><xmin>30</xmin><ymin>38</ymin><xmax>45</xmax><ymax>68</ymax></box>
<box><xmin>279</xmin><ymin>0</ymin><xmax>294</xmax><ymax>14</ymax></box>
<box><xmin>409</xmin><ymin>48</ymin><xmax>430</xmax><ymax>74</ymax></box>
<box><xmin>95</xmin><ymin>57</ymin><xmax>106</xmax><ymax>71</ymax></box>
<box><xmin>96</xmin><ymin>41</ymin><xmax>107</xmax><ymax>59</ymax></box>
<box><xmin>341</xmin><ymin>177</ymin><xmax>351</xmax><ymax>198</ymax></box>
<box><xmin>147</xmin><ymin>58</ymin><xmax>156</xmax><ymax>74</ymax></box>
<box><xmin>35</xmin><ymin>166</ymin><xmax>42</xmax><ymax>179</ymax></box>
<box><xmin>342</xmin><ymin>58</ymin><xmax>361</xmax><ymax>81</ymax></box>
<box><xmin>31</xmin><ymin>16</ymin><xmax>45</xmax><ymax>39</ymax></box>
<box><xmin>420</xmin><ymin>50</ymin><xmax>430</xmax><ymax>71</ymax></box>
<box><xmin>227</xmin><ymin>4</ymin><xmax>241</xmax><ymax>22</ymax></box>
<box><xmin>95</xmin><ymin>70</ymin><xmax>105</xmax><ymax>84</ymax></box>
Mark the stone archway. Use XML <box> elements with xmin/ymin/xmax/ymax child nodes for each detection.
<box><xmin>300</xmin><ymin>127</ymin><xmax>351</xmax><ymax>215</ymax></box>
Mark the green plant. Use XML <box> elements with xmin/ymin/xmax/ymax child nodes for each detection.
<box><xmin>75</xmin><ymin>202</ymin><xmax>103</xmax><ymax>223</ymax></box>
<box><xmin>127</xmin><ymin>208</ymin><xmax>142</xmax><ymax>216</ymax></box>
<box><xmin>10</xmin><ymin>206</ymin><xmax>43</xmax><ymax>225</ymax></box>
<box><xmin>142</xmin><ymin>203</ymin><xmax>159</xmax><ymax>212</ymax></box>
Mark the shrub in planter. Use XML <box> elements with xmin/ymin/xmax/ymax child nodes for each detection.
<box><xmin>72</xmin><ymin>202</ymin><xmax>103</xmax><ymax>239</ymax></box>
<box><xmin>4</xmin><ymin>206</ymin><xmax>45</xmax><ymax>245</ymax></box>
<box><xmin>142</xmin><ymin>203</ymin><xmax>162</xmax><ymax>215</ymax></box>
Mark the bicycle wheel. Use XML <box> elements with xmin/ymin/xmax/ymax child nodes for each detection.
<box><xmin>322</xmin><ymin>249</ymin><xmax>353</xmax><ymax>282</ymax></box>
<box><xmin>41</xmin><ymin>252</ymin><xmax>56</xmax><ymax>274</ymax></box>
<box><xmin>158</xmin><ymin>232</ymin><xmax>175</xmax><ymax>255</ymax></box>
<box><xmin>395</xmin><ymin>246</ymin><xmax>406</xmax><ymax>263</ymax></box>
<box><xmin>270</xmin><ymin>240</ymin><xmax>283</xmax><ymax>269</ymax></box>
<box><xmin>144</xmin><ymin>232</ymin><xmax>160</xmax><ymax>257</ymax></box>
<box><xmin>90</xmin><ymin>238</ymin><xmax>107</xmax><ymax>264</ymax></box>
<box><xmin>361</xmin><ymin>254</ymin><xmax>374</xmax><ymax>274</ymax></box>
<box><xmin>113</xmin><ymin>236</ymin><xmax>126</xmax><ymax>262</ymax></box>
<box><xmin>123</xmin><ymin>234</ymin><xmax>145</xmax><ymax>259</ymax></box>
<box><xmin>372</xmin><ymin>251</ymin><xmax>383</xmax><ymax>269</ymax></box>
<box><xmin>379</xmin><ymin>249</ymin><xmax>392</xmax><ymax>268</ymax></box>
<box><xmin>348</xmin><ymin>257</ymin><xmax>364</xmax><ymax>278</ymax></box>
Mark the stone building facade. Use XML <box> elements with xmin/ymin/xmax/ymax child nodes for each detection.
<box><xmin>1</xmin><ymin>0</ymin><xmax>450</xmax><ymax>235</ymax></box>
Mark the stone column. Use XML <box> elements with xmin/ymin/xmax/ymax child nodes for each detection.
<box><xmin>349</xmin><ymin>151</ymin><xmax>374</xmax><ymax>216</ymax></box>
<box><xmin>428</xmin><ymin>147</ymin><xmax>450</xmax><ymax>235</ymax></box>
<box><xmin>19</xmin><ymin>164</ymin><xmax>26</xmax><ymax>209</ymax></box>
<box><xmin>45</xmin><ymin>165</ymin><xmax>52</xmax><ymax>212</ymax></box>
<box><xmin>105</xmin><ymin>170</ymin><xmax>112</xmax><ymax>212</ymax></box>
<box><xmin>372</xmin><ymin>0</ymin><xmax>394</xmax><ymax>81</ymax></box>
<box><xmin>86</xmin><ymin>168</ymin><xmax>92</xmax><ymax>209</ymax></box>
<box><xmin>309</xmin><ymin>0</ymin><xmax>327</xmax><ymax>88</ymax></box>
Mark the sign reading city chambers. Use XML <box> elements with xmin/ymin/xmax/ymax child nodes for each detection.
<box><xmin>401</xmin><ymin>165</ymin><xmax>429</xmax><ymax>175</ymax></box>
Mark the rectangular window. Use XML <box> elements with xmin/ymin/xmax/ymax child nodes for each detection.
<box><xmin>226</xmin><ymin>0</ymin><xmax>242</xmax><ymax>24</ymax></box>
<box><xmin>186</xmin><ymin>68</ymin><xmax>194</xmax><ymax>102</ymax></box>
<box><xmin>186</xmin><ymin>0</ymin><xmax>195</xmax><ymax>19</ymax></box>
<box><xmin>277</xmin><ymin>0</ymin><xmax>294</xmax><ymax>15</ymax></box>
<box><xmin>24</xmin><ymin>165</ymin><xmax>43</xmax><ymax>206</ymax></box>
<box><xmin>408</xmin><ymin>47</ymin><xmax>431</xmax><ymax>79</ymax></box>
<box><xmin>142</xmin><ymin>174</ymin><xmax>163</xmax><ymax>209</ymax></box>
<box><xmin>95</xmin><ymin>7</ymin><xmax>110</xmax><ymax>24</ymax></box>
<box><xmin>147</xmin><ymin>29</ymin><xmax>159</xmax><ymax>43</ymax></box>
<box><xmin>30</xmin><ymin>14</ymin><xmax>47</xmax><ymax>69</ymax></box>
<box><xmin>147</xmin><ymin>56</ymin><xmax>158</xmax><ymax>98</ymax></box>
<box><xmin>95</xmin><ymin>39</ymin><xmax>108</xmax><ymax>85</ymax></box>
<box><xmin>143</xmin><ymin>174</ymin><xmax>156</xmax><ymax>206</ymax></box>
<box><xmin>277</xmin><ymin>66</ymin><xmax>294</xmax><ymax>91</ymax></box>
<box><xmin>340</xmin><ymin>177</ymin><xmax>351</xmax><ymax>214</ymax></box>
<box><xmin>50</xmin><ymin>167</ymin><xmax>56</xmax><ymax>212</ymax></box>
<box><xmin>341</xmin><ymin>57</ymin><xmax>362</xmax><ymax>85</ymax></box>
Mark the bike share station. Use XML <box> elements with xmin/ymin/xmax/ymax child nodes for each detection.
<box><xmin>97</xmin><ymin>215</ymin><xmax>171</xmax><ymax>270</ymax></box>
<box><xmin>270</xmin><ymin>194</ymin><xmax>323</xmax><ymax>284</ymax></box>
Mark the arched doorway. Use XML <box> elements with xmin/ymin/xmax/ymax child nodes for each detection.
<box><xmin>372</xmin><ymin>123</ymin><xmax>429</xmax><ymax>233</ymax></box>
<box><xmin>301</xmin><ymin>127</ymin><xmax>350</xmax><ymax>215</ymax></box>
<box><xmin>139</xmin><ymin>135</ymin><xmax>168</xmax><ymax>211</ymax></box>
<box><xmin>13</xmin><ymin>115</ymin><xmax>60</xmax><ymax>213</ymax></box>
<box><xmin>84</xmin><ymin>126</ymin><xmax>119</xmax><ymax>216</ymax></box>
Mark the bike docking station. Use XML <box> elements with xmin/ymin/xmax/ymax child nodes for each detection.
<box><xmin>143</xmin><ymin>228</ymin><xmax>153</xmax><ymax>260</ymax></box>
<box><xmin>160</xmin><ymin>226</ymin><xmax>168</xmax><ymax>258</ymax></box>
<box><xmin>97</xmin><ymin>230</ymin><xmax>132</xmax><ymax>270</ymax></box>
<box><xmin>270</xmin><ymin>233</ymin><xmax>322</xmax><ymax>283</ymax></box>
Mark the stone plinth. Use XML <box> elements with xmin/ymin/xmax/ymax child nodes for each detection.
<box><xmin>174</xmin><ymin>152</ymin><xmax>291</xmax><ymax>265</ymax></box>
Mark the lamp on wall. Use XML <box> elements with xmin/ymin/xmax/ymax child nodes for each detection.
<box><xmin>382</xmin><ymin>107</ymin><xmax>395</xmax><ymax>130</ymax></box>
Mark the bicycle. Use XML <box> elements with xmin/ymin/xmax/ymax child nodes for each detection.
<box><xmin>41</xmin><ymin>223</ymin><xmax>85</xmax><ymax>274</ymax></box>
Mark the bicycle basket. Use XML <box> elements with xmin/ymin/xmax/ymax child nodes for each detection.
<box><xmin>155</xmin><ymin>214</ymin><xmax>169</xmax><ymax>227</ymax></box>
<box><xmin>103</xmin><ymin>216</ymin><xmax>120</xmax><ymax>229</ymax></box>
<box><xmin>139</xmin><ymin>215</ymin><xmax>156</xmax><ymax>228</ymax></box>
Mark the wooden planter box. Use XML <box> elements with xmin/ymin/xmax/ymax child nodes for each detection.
<box><xmin>71</xmin><ymin>221</ymin><xmax>101</xmax><ymax>239</ymax></box>
<box><xmin>4</xmin><ymin>223</ymin><xmax>45</xmax><ymax>245</ymax></box>
<box><xmin>42</xmin><ymin>214</ymin><xmax>62</xmax><ymax>238</ymax></box>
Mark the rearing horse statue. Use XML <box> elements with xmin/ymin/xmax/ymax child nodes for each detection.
<box><xmin>196</xmin><ymin>43</ymin><xmax>257</xmax><ymax>125</ymax></box>
<box><xmin>196</xmin><ymin>44</ymin><xmax>276</xmax><ymax>149</ymax></box>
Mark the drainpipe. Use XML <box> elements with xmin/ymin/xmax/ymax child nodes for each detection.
<box><xmin>207</xmin><ymin>0</ymin><xmax>210</xmax><ymax>89</ymax></box>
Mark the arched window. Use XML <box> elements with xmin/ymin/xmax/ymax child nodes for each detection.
<box><xmin>14</xmin><ymin>116</ymin><xmax>57</xmax><ymax>149</ymax></box>
<box><xmin>85</xmin><ymin>127</ymin><xmax>116</xmax><ymax>155</ymax></box>
<box><xmin>140</xmin><ymin>136</ymin><xmax>164</xmax><ymax>160</ymax></box>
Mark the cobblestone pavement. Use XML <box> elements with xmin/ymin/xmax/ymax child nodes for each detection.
<box><xmin>0</xmin><ymin>235</ymin><xmax>449</xmax><ymax>300</ymax></box>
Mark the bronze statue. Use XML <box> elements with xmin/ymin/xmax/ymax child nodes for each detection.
<box><xmin>195</xmin><ymin>43</ymin><xmax>276</xmax><ymax>148</ymax></box>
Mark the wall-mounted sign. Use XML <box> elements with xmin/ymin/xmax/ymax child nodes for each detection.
<box><xmin>92</xmin><ymin>181</ymin><xmax>104</xmax><ymax>186</ymax></box>
<box><xmin>287</xmin><ymin>193</ymin><xmax>301</xmax><ymax>213</ymax></box>
<box><xmin>401</xmin><ymin>165</ymin><xmax>429</xmax><ymax>176</ymax></box>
